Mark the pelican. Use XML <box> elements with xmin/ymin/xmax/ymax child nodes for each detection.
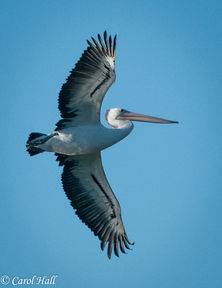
<box><xmin>26</xmin><ymin>32</ymin><xmax>178</xmax><ymax>258</ymax></box>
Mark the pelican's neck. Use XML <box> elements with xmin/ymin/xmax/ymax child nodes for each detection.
<box><xmin>118</xmin><ymin>121</ymin><xmax>134</xmax><ymax>139</ymax></box>
<box><xmin>106</xmin><ymin>121</ymin><xmax>133</xmax><ymax>146</ymax></box>
<box><xmin>116</xmin><ymin>120</ymin><xmax>133</xmax><ymax>130</ymax></box>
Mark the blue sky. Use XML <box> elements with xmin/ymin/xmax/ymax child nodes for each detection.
<box><xmin>1</xmin><ymin>0</ymin><xmax>222</xmax><ymax>287</ymax></box>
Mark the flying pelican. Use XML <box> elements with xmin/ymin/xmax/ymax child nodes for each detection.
<box><xmin>26</xmin><ymin>31</ymin><xmax>178</xmax><ymax>258</ymax></box>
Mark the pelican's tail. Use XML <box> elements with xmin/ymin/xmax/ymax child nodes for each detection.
<box><xmin>26</xmin><ymin>132</ymin><xmax>47</xmax><ymax>156</ymax></box>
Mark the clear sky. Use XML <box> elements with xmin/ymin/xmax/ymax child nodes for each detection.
<box><xmin>1</xmin><ymin>0</ymin><xmax>222</xmax><ymax>287</ymax></box>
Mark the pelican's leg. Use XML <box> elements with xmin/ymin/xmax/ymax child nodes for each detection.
<box><xmin>30</xmin><ymin>132</ymin><xmax>59</xmax><ymax>146</ymax></box>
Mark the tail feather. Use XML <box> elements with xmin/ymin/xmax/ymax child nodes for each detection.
<box><xmin>28</xmin><ymin>132</ymin><xmax>46</xmax><ymax>142</ymax></box>
<box><xmin>27</xmin><ymin>146</ymin><xmax>44</xmax><ymax>156</ymax></box>
<box><xmin>26</xmin><ymin>132</ymin><xmax>46</xmax><ymax>156</ymax></box>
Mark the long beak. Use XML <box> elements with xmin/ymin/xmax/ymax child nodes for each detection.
<box><xmin>118</xmin><ymin>110</ymin><xmax>178</xmax><ymax>124</ymax></box>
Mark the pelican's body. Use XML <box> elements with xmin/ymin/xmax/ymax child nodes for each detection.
<box><xmin>26</xmin><ymin>32</ymin><xmax>178</xmax><ymax>258</ymax></box>
<box><xmin>40</xmin><ymin>122</ymin><xmax>133</xmax><ymax>155</ymax></box>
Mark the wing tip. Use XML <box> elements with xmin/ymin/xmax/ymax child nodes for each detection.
<box><xmin>100</xmin><ymin>233</ymin><xmax>134</xmax><ymax>259</ymax></box>
<box><xmin>87</xmin><ymin>31</ymin><xmax>117</xmax><ymax>57</ymax></box>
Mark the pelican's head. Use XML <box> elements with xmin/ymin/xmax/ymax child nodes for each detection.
<box><xmin>106</xmin><ymin>108</ymin><xmax>178</xmax><ymax>128</ymax></box>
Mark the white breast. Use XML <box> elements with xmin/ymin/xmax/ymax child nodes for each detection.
<box><xmin>40</xmin><ymin>123</ymin><xmax>133</xmax><ymax>156</ymax></box>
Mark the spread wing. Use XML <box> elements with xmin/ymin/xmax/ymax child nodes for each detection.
<box><xmin>56</xmin><ymin>153</ymin><xmax>133</xmax><ymax>258</ymax></box>
<box><xmin>56</xmin><ymin>31</ymin><xmax>116</xmax><ymax>130</ymax></box>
